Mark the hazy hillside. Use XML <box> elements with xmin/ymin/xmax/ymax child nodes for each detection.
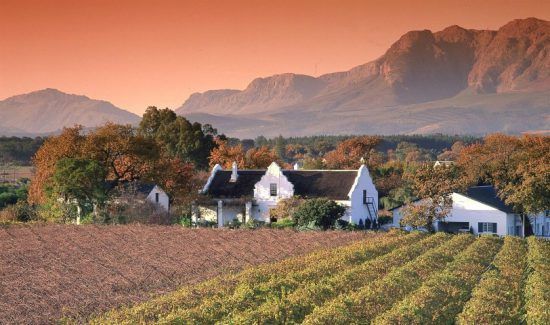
<box><xmin>176</xmin><ymin>18</ymin><xmax>550</xmax><ymax>137</ymax></box>
<box><xmin>0</xmin><ymin>89</ymin><xmax>140</xmax><ymax>135</ymax></box>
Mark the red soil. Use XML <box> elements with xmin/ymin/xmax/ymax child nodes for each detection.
<box><xmin>0</xmin><ymin>224</ymin><xmax>366</xmax><ymax>323</ymax></box>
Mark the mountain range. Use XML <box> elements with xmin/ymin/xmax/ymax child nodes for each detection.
<box><xmin>0</xmin><ymin>17</ymin><xmax>548</xmax><ymax>138</ymax></box>
<box><xmin>177</xmin><ymin>17</ymin><xmax>550</xmax><ymax>137</ymax></box>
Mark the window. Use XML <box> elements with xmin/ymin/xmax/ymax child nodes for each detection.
<box><xmin>270</xmin><ymin>183</ymin><xmax>277</xmax><ymax>197</ymax></box>
<box><xmin>478</xmin><ymin>222</ymin><xmax>497</xmax><ymax>234</ymax></box>
<box><xmin>363</xmin><ymin>190</ymin><xmax>367</xmax><ymax>204</ymax></box>
<box><xmin>155</xmin><ymin>192</ymin><xmax>159</xmax><ymax>203</ymax></box>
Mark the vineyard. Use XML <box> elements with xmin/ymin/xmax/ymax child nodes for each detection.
<box><xmin>94</xmin><ymin>232</ymin><xmax>550</xmax><ymax>325</ymax></box>
<box><xmin>0</xmin><ymin>225</ymin><xmax>366</xmax><ymax>324</ymax></box>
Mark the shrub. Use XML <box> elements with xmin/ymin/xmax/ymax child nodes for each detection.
<box><xmin>292</xmin><ymin>198</ymin><xmax>345</xmax><ymax>230</ymax></box>
<box><xmin>270</xmin><ymin>196</ymin><xmax>304</xmax><ymax>221</ymax></box>
<box><xmin>270</xmin><ymin>218</ymin><xmax>295</xmax><ymax>229</ymax></box>
<box><xmin>0</xmin><ymin>201</ymin><xmax>37</xmax><ymax>223</ymax></box>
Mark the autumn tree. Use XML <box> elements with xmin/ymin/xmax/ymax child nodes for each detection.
<box><xmin>323</xmin><ymin>136</ymin><xmax>381</xmax><ymax>169</ymax></box>
<box><xmin>458</xmin><ymin>134</ymin><xmax>549</xmax><ymax>214</ymax></box>
<box><xmin>245</xmin><ymin>146</ymin><xmax>281</xmax><ymax>169</ymax></box>
<box><xmin>270</xmin><ymin>196</ymin><xmax>304</xmax><ymax>221</ymax></box>
<box><xmin>84</xmin><ymin>123</ymin><xmax>160</xmax><ymax>183</ymax></box>
<box><xmin>148</xmin><ymin>157</ymin><xmax>201</xmax><ymax>207</ymax></box>
<box><xmin>401</xmin><ymin>163</ymin><xmax>464</xmax><ymax>231</ymax></box>
<box><xmin>29</xmin><ymin>126</ymin><xmax>85</xmax><ymax>204</ymax></box>
<box><xmin>208</xmin><ymin>139</ymin><xmax>246</xmax><ymax>168</ymax></box>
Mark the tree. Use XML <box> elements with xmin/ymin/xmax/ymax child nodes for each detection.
<box><xmin>149</xmin><ymin>157</ymin><xmax>201</xmax><ymax>207</ymax></box>
<box><xmin>139</xmin><ymin>106</ymin><xmax>218</xmax><ymax>169</ymax></box>
<box><xmin>29</xmin><ymin>126</ymin><xmax>85</xmax><ymax>204</ymax></box>
<box><xmin>47</xmin><ymin>158</ymin><xmax>107</xmax><ymax>223</ymax></box>
<box><xmin>84</xmin><ymin>123</ymin><xmax>160</xmax><ymax>183</ymax></box>
<box><xmin>400</xmin><ymin>200</ymin><xmax>448</xmax><ymax>231</ymax></box>
<box><xmin>402</xmin><ymin>164</ymin><xmax>464</xmax><ymax>232</ymax></box>
<box><xmin>270</xmin><ymin>196</ymin><xmax>304</xmax><ymax>221</ymax></box>
<box><xmin>458</xmin><ymin>134</ymin><xmax>549</xmax><ymax>214</ymax></box>
<box><xmin>245</xmin><ymin>146</ymin><xmax>280</xmax><ymax>169</ymax></box>
<box><xmin>324</xmin><ymin>136</ymin><xmax>381</xmax><ymax>169</ymax></box>
<box><xmin>292</xmin><ymin>198</ymin><xmax>346</xmax><ymax>230</ymax></box>
<box><xmin>208</xmin><ymin>139</ymin><xmax>246</xmax><ymax>168</ymax></box>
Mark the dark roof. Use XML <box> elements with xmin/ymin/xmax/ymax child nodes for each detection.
<box><xmin>464</xmin><ymin>185</ymin><xmax>514</xmax><ymax>213</ymax></box>
<box><xmin>205</xmin><ymin>169</ymin><xmax>358</xmax><ymax>200</ymax></box>
<box><xmin>389</xmin><ymin>185</ymin><xmax>515</xmax><ymax>214</ymax></box>
<box><xmin>282</xmin><ymin>170</ymin><xmax>357</xmax><ymax>200</ymax></box>
<box><xmin>206</xmin><ymin>170</ymin><xmax>265</xmax><ymax>198</ymax></box>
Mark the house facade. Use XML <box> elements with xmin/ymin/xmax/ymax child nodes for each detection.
<box><xmin>392</xmin><ymin>185</ymin><xmax>549</xmax><ymax>237</ymax></box>
<box><xmin>195</xmin><ymin>162</ymin><xmax>378</xmax><ymax>227</ymax></box>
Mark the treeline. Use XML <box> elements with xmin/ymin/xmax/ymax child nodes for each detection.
<box><xmin>1</xmin><ymin>106</ymin><xmax>548</xmax><ymax>228</ymax></box>
<box><xmin>0</xmin><ymin>136</ymin><xmax>45</xmax><ymax>165</ymax></box>
<box><xmin>0</xmin><ymin>133</ymin><xmax>478</xmax><ymax>166</ymax></box>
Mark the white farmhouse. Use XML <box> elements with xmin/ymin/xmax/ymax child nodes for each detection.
<box><xmin>392</xmin><ymin>185</ymin><xmax>549</xmax><ymax>237</ymax></box>
<box><xmin>196</xmin><ymin>162</ymin><xmax>378</xmax><ymax>227</ymax></box>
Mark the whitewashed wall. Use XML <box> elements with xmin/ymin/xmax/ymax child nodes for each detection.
<box><xmin>253</xmin><ymin>162</ymin><xmax>294</xmax><ymax>222</ymax></box>
<box><xmin>393</xmin><ymin>193</ymin><xmax>513</xmax><ymax>236</ymax></box>
<box><xmin>146</xmin><ymin>186</ymin><xmax>170</xmax><ymax>211</ymax></box>
<box><xmin>348</xmin><ymin>165</ymin><xmax>378</xmax><ymax>225</ymax></box>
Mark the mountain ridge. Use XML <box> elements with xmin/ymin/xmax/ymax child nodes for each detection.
<box><xmin>175</xmin><ymin>17</ymin><xmax>549</xmax><ymax>137</ymax></box>
<box><xmin>0</xmin><ymin>88</ymin><xmax>140</xmax><ymax>136</ymax></box>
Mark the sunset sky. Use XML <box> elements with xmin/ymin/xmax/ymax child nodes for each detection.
<box><xmin>1</xmin><ymin>0</ymin><xmax>548</xmax><ymax>115</ymax></box>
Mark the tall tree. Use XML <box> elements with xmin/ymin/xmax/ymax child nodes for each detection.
<box><xmin>139</xmin><ymin>106</ymin><xmax>217</xmax><ymax>169</ymax></box>
<box><xmin>47</xmin><ymin>158</ymin><xmax>107</xmax><ymax>223</ymax></box>
<box><xmin>83</xmin><ymin>123</ymin><xmax>159</xmax><ymax>183</ymax></box>
<box><xmin>29</xmin><ymin>126</ymin><xmax>85</xmax><ymax>204</ymax></box>
<box><xmin>458</xmin><ymin>134</ymin><xmax>549</xmax><ymax>214</ymax></box>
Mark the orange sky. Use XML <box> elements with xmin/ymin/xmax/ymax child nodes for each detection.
<box><xmin>1</xmin><ymin>0</ymin><xmax>548</xmax><ymax>115</ymax></box>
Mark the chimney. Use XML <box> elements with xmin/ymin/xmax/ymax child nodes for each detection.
<box><xmin>230</xmin><ymin>161</ymin><xmax>238</xmax><ymax>182</ymax></box>
<box><xmin>293</xmin><ymin>162</ymin><xmax>300</xmax><ymax>170</ymax></box>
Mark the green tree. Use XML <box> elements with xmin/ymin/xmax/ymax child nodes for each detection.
<box><xmin>47</xmin><ymin>158</ymin><xmax>107</xmax><ymax>223</ymax></box>
<box><xmin>138</xmin><ymin>106</ymin><xmax>217</xmax><ymax>169</ymax></box>
<box><xmin>292</xmin><ymin>198</ymin><xmax>346</xmax><ymax>230</ymax></box>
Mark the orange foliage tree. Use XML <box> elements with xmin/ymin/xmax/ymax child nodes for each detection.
<box><xmin>323</xmin><ymin>136</ymin><xmax>381</xmax><ymax>169</ymax></box>
<box><xmin>29</xmin><ymin>126</ymin><xmax>85</xmax><ymax>204</ymax></box>
<box><xmin>458</xmin><ymin>134</ymin><xmax>549</xmax><ymax>214</ymax></box>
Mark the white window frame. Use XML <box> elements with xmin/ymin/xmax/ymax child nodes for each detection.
<box><xmin>480</xmin><ymin>222</ymin><xmax>496</xmax><ymax>233</ymax></box>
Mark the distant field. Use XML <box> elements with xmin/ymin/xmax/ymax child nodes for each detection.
<box><xmin>94</xmin><ymin>233</ymin><xmax>549</xmax><ymax>325</ymax></box>
<box><xmin>0</xmin><ymin>165</ymin><xmax>33</xmax><ymax>183</ymax></box>
<box><xmin>0</xmin><ymin>225</ymin><xmax>367</xmax><ymax>323</ymax></box>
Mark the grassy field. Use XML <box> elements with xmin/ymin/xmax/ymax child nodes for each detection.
<box><xmin>93</xmin><ymin>232</ymin><xmax>550</xmax><ymax>325</ymax></box>
<box><xmin>0</xmin><ymin>225</ymin><xmax>367</xmax><ymax>323</ymax></box>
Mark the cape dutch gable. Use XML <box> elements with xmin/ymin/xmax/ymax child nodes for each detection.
<box><xmin>197</xmin><ymin>162</ymin><xmax>378</xmax><ymax>227</ymax></box>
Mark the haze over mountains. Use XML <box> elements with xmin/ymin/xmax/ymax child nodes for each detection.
<box><xmin>1</xmin><ymin>18</ymin><xmax>548</xmax><ymax>138</ymax></box>
<box><xmin>177</xmin><ymin>17</ymin><xmax>550</xmax><ymax>137</ymax></box>
<box><xmin>0</xmin><ymin>89</ymin><xmax>140</xmax><ymax>136</ymax></box>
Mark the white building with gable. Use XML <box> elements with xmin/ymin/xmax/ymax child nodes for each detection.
<box><xmin>392</xmin><ymin>185</ymin><xmax>549</xmax><ymax>237</ymax></box>
<box><xmin>196</xmin><ymin>162</ymin><xmax>378</xmax><ymax>227</ymax></box>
